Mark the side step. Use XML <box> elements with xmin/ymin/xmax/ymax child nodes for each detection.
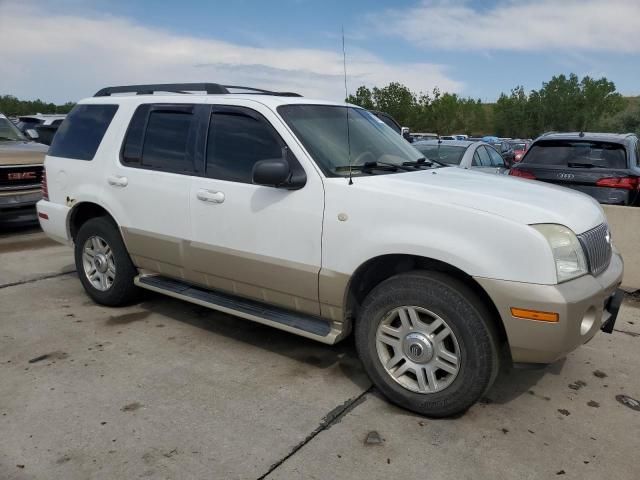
<box><xmin>134</xmin><ymin>275</ymin><xmax>340</xmax><ymax>344</ymax></box>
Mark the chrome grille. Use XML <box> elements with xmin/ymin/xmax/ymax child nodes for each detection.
<box><xmin>577</xmin><ymin>223</ymin><xmax>612</xmax><ymax>277</ymax></box>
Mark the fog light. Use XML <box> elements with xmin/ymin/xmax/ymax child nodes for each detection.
<box><xmin>580</xmin><ymin>307</ymin><xmax>596</xmax><ymax>335</ymax></box>
<box><xmin>510</xmin><ymin>307</ymin><xmax>559</xmax><ymax>323</ymax></box>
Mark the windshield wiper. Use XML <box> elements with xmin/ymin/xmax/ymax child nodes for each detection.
<box><xmin>364</xmin><ymin>160</ymin><xmax>415</xmax><ymax>172</ymax></box>
<box><xmin>403</xmin><ymin>157</ymin><xmax>444</xmax><ymax>168</ymax></box>
<box><xmin>568</xmin><ymin>161</ymin><xmax>596</xmax><ymax>168</ymax></box>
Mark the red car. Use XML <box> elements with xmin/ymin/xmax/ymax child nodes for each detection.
<box><xmin>509</xmin><ymin>140</ymin><xmax>531</xmax><ymax>163</ymax></box>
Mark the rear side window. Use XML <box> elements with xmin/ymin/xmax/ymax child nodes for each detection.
<box><xmin>121</xmin><ymin>104</ymin><xmax>196</xmax><ymax>173</ymax></box>
<box><xmin>523</xmin><ymin>140</ymin><xmax>627</xmax><ymax>169</ymax></box>
<box><xmin>476</xmin><ymin>146</ymin><xmax>491</xmax><ymax>166</ymax></box>
<box><xmin>49</xmin><ymin>105</ymin><xmax>118</xmax><ymax>160</ymax></box>
<box><xmin>206</xmin><ymin>107</ymin><xmax>283</xmax><ymax>183</ymax></box>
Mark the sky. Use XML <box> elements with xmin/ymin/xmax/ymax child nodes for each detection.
<box><xmin>0</xmin><ymin>0</ymin><xmax>639</xmax><ymax>104</ymax></box>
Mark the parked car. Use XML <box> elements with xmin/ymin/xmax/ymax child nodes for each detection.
<box><xmin>368</xmin><ymin>110</ymin><xmax>413</xmax><ymax>142</ymax></box>
<box><xmin>510</xmin><ymin>132</ymin><xmax>640</xmax><ymax>206</ymax></box>
<box><xmin>38</xmin><ymin>83</ymin><xmax>623</xmax><ymax>417</ymax></box>
<box><xmin>411</xmin><ymin>133</ymin><xmax>438</xmax><ymax>141</ymax></box>
<box><xmin>15</xmin><ymin>114</ymin><xmax>66</xmax><ymax>145</ymax></box>
<box><xmin>0</xmin><ymin>113</ymin><xmax>48</xmax><ymax>222</ymax></box>
<box><xmin>440</xmin><ymin>135</ymin><xmax>457</xmax><ymax>140</ymax></box>
<box><xmin>413</xmin><ymin>140</ymin><xmax>508</xmax><ymax>174</ymax></box>
<box><xmin>491</xmin><ymin>141</ymin><xmax>516</xmax><ymax>167</ymax></box>
<box><xmin>509</xmin><ymin>139</ymin><xmax>531</xmax><ymax>163</ymax></box>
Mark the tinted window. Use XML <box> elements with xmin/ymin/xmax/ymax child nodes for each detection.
<box><xmin>373</xmin><ymin>112</ymin><xmax>401</xmax><ymax>134</ymax></box>
<box><xmin>141</xmin><ymin>110</ymin><xmax>193</xmax><ymax>171</ymax></box>
<box><xmin>51</xmin><ymin>119</ymin><xmax>63</xmax><ymax>127</ymax></box>
<box><xmin>206</xmin><ymin>108</ymin><xmax>283</xmax><ymax>183</ymax></box>
<box><xmin>523</xmin><ymin>140</ymin><xmax>627</xmax><ymax>169</ymax></box>
<box><xmin>476</xmin><ymin>146</ymin><xmax>492</xmax><ymax>166</ymax></box>
<box><xmin>49</xmin><ymin>105</ymin><xmax>118</xmax><ymax>160</ymax></box>
<box><xmin>486</xmin><ymin>146</ymin><xmax>505</xmax><ymax>167</ymax></box>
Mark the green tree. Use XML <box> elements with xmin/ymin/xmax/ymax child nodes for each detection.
<box><xmin>0</xmin><ymin>95</ymin><xmax>75</xmax><ymax>116</ymax></box>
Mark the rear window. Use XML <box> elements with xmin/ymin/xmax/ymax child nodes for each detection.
<box><xmin>522</xmin><ymin>140</ymin><xmax>627</xmax><ymax>169</ymax></box>
<box><xmin>49</xmin><ymin>105</ymin><xmax>118</xmax><ymax>160</ymax></box>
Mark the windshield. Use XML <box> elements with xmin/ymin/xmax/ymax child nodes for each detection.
<box><xmin>278</xmin><ymin>105</ymin><xmax>424</xmax><ymax>176</ymax></box>
<box><xmin>0</xmin><ymin>118</ymin><xmax>27</xmax><ymax>141</ymax></box>
<box><xmin>413</xmin><ymin>144</ymin><xmax>467</xmax><ymax>165</ymax></box>
<box><xmin>523</xmin><ymin>140</ymin><xmax>627</xmax><ymax>169</ymax></box>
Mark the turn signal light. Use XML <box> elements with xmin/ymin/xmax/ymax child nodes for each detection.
<box><xmin>595</xmin><ymin>176</ymin><xmax>639</xmax><ymax>190</ymax></box>
<box><xmin>509</xmin><ymin>169</ymin><xmax>536</xmax><ymax>179</ymax></box>
<box><xmin>510</xmin><ymin>307</ymin><xmax>559</xmax><ymax>323</ymax></box>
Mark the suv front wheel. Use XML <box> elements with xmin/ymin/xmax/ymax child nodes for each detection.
<box><xmin>356</xmin><ymin>271</ymin><xmax>499</xmax><ymax>417</ymax></box>
<box><xmin>74</xmin><ymin>216</ymin><xmax>140</xmax><ymax>306</ymax></box>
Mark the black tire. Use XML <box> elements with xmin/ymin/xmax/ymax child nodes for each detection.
<box><xmin>74</xmin><ymin>216</ymin><xmax>140</xmax><ymax>306</ymax></box>
<box><xmin>355</xmin><ymin>270</ymin><xmax>499</xmax><ymax>417</ymax></box>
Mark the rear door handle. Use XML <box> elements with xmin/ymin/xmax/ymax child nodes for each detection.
<box><xmin>197</xmin><ymin>189</ymin><xmax>225</xmax><ymax>204</ymax></box>
<box><xmin>107</xmin><ymin>175</ymin><xmax>128</xmax><ymax>187</ymax></box>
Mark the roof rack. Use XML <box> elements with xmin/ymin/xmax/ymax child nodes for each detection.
<box><xmin>93</xmin><ymin>83</ymin><xmax>302</xmax><ymax>97</ymax></box>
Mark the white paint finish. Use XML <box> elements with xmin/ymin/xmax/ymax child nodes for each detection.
<box><xmin>188</xmin><ymin>100</ymin><xmax>325</xmax><ymax>304</ymax></box>
<box><xmin>320</xmin><ymin>168</ymin><xmax>603</xmax><ymax>285</ymax></box>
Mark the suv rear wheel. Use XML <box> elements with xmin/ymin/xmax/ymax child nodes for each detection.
<box><xmin>356</xmin><ymin>271</ymin><xmax>499</xmax><ymax>417</ymax></box>
<box><xmin>74</xmin><ymin>216</ymin><xmax>140</xmax><ymax>306</ymax></box>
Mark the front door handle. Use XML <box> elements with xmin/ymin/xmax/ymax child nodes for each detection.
<box><xmin>197</xmin><ymin>189</ymin><xmax>225</xmax><ymax>204</ymax></box>
<box><xmin>107</xmin><ymin>175</ymin><xmax>128</xmax><ymax>187</ymax></box>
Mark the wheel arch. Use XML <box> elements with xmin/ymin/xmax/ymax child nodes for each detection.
<box><xmin>344</xmin><ymin>254</ymin><xmax>508</xmax><ymax>347</ymax></box>
<box><xmin>67</xmin><ymin>201</ymin><xmax>120</xmax><ymax>242</ymax></box>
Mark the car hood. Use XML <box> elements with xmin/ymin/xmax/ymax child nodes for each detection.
<box><xmin>356</xmin><ymin>167</ymin><xmax>604</xmax><ymax>234</ymax></box>
<box><xmin>0</xmin><ymin>140</ymin><xmax>48</xmax><ymax>166</ymax></box>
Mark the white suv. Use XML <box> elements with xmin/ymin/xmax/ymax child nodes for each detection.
<box><xmin>38</xmin><ymin>83</ymin><xmax>624</xmax><ymax>417</ymax></box>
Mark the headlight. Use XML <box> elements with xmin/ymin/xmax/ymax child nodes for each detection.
<box><xmin>532</xmin><ymin>224</ymin><xmax>588</xmax><ymax>283</ymax></box>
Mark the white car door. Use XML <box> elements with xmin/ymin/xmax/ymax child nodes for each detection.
<box><xmin>186</xmin><ymin>103</ymin><xmax>324</xmax><ymax>316</ymax></box>
<box><xmin>103</xmin><ymin>103</ymin><xmax>207</xmax><ymax>277</ymax></box>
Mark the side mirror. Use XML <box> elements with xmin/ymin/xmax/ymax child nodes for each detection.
<box><xmin>25</xmin><ymin>129</ymin><xmax>39</xmax><ymax>140</ymax></box>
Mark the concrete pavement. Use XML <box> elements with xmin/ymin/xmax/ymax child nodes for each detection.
<box><xmin>1</xmin><ymin>231</ymin><xmax>639</xmax><ymax>479</ymax></box>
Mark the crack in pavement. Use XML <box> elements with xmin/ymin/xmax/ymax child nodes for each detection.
<box><xmin>0</xmin><ymin>270</ymin><xmax>76</xmax><ymax>290</ymax></box>
<box><xmin>257</xmin><ymin>387</ymin><xmax>373</xmax><ymax>480</ymax></box>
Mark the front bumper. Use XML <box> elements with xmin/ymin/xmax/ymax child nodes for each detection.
<box><xmin>0</xmin><ymin>189</ymin><xmax>41</xmax><ymax>220</ymax></box>
<box><xmin>476</xmin><ymin>251</ymin><xmax>624</xmax><ymax>364</ymax></box>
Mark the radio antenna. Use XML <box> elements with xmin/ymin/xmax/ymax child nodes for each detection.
<box><xmin>342</xmin><ymin>26</ymin><xmax>353</xmax><ymax>185</ymax></box>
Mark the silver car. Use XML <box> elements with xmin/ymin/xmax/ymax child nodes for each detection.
<box><xmin>413</xmin><ymin>140</ymin><xmax>508</xmax><ymax>174</ymax></box>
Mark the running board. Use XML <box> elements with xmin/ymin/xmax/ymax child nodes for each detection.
<box><xmin>134</xmin><ymin>275</ymin><xmax>340</xmax><ymax>344</ymax></box>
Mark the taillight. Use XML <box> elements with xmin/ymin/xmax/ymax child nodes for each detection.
<box><xmin>509</xmin><ymin>169</ymin><xmax>536</xmax><ymax>179</ymax></box>
<box><xmin>41</xmin><ymin>168</ymin><xmax>49</xmax><ymax>200</ymax></box>
<box><xmin>595</xmin><ymin>176</ymin><xmax>639</xmax><ymax>190</ymax></box>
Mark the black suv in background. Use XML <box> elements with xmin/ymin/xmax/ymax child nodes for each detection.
<box><xmin>510</xmin><ymin>132</ymin><xmax>640</xmax><ymax>206</ymax></box>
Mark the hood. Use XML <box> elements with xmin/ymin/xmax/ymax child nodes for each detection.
<box><xmin>0</xmin><ymin>140</ymin><xmax>48</xmax><ymax>166</ymax></box>
<box><xmin>356</xmin><ymin>167</ymin><xmax>604</xmax><ymax>234</ymax></box>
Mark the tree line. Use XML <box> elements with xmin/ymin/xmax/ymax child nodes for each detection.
<box><xmin>347</xmin><ymin>74</ymin><xmax>639</xmax><ymax>138</ymax></box>
<box><xmin>0</xmin><ymin>95</ymin><xmax>75</xmax><ymax>117</ymax></box>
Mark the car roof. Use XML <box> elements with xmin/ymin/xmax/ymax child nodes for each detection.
<box><xmin>536</xmin><ymin>132</ymin><xmax>637</xmax><ymax>144</ymax></box>
<box><xmin>0</xmin><ymin>113</ymin><xmax>6</xmax><ymax>119</ymax></box>
<box><xmin>78</xmin><ymin>93</ymin><xmax>351</xmax><ymax>110</ymax></box>
<box><xmin>413</xmin><ymin>139</ymin><xmax>477</xmax><ymax>148</ymax></box>
<box><xmin>19</xmin><ymin>114</ymin><xmax>66</xmax><ymax>119</ymax></box>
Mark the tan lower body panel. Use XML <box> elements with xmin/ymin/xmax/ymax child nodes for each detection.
<box><xmin>121</xmin><ymin>227</ymin><xmax>346</xmax><ymax>321</ymax></box>
<box><xmin>475</xmin><ymin>252</ymin><xmax>623</xmax><ymax>364</ymax></box>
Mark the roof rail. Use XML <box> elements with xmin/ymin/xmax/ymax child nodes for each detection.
<box><xmin>93</xmin><ymin>83</ymin><xmax>302</xmax><ymax>97</ymax></box>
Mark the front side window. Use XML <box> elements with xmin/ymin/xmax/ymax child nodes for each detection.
<box><xmin>49</xmin><ymin>104</ymin><xmax>118</xmax><ymax>160</ymax></box>
<box><xmin>278</xmin><ymin>105</ymin><xmax>424</xmax><ymax>177</ymax></box>
<box><xmin>476</xmin><ymin>146</ymin><xmax>492</xmax><ymax>166</ymax></box>
<box><xmin>206</xmin><ymin>107</ymin><xmax>283</xmax><ymax>183</ymax></box>
<box><xmin>486</xmin><ymin>146</ymin><xmax>505</xmax><ymax>167</ymax></box>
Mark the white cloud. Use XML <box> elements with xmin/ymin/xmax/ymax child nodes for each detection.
<box><xmin>0</xmin><ymin>2</ymin><xmax>462</xmax><ymax>103</ymax></box>
<box><xmin>370</xmin><ymin>0</ymin><xmax>640</xmax><ymax>53</ymax></box>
